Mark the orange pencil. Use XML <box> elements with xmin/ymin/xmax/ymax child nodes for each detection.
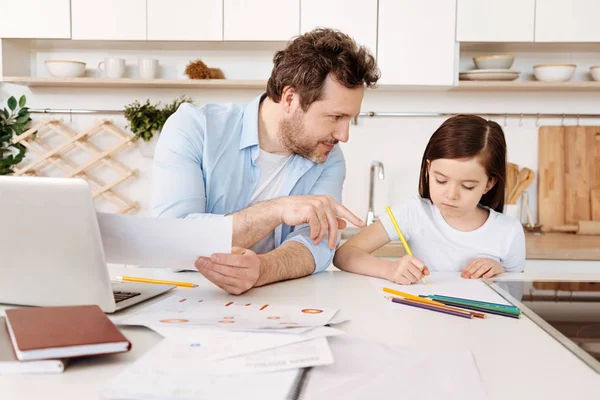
<box><xmin>383</xmin><ymin>288</ymin><xmax>486</xmax><ymax>319</ymax></box>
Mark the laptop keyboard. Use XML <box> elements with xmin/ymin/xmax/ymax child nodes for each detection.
<box><xmin>113</xmin><ymin>290</ymin><xmax>141</xmax><ymax>303</ymax></box>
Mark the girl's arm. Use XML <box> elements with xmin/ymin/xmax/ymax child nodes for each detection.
<box><xmin>333</xmin><ymin>220</ymin><xmax>397</xmax><ymax>280</ymax></box>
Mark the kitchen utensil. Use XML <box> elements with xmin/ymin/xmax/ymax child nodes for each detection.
<box><xmin>590</xmin><ymin>66</ymin><xmax>600</xmax><ymax>82</ymax></box>
<box><xmin>506</xmin><ymin>162</ymin><xmax>519</xmax><ymax>203</ymax></box>
<box><xmin>508</xmin><ymin>168</ymin><xmax>535</xmax><ymax>204</ymax></box>
<box><xmin>473</xmin><ymin>55</ymin><xmax>515</xmax><ymax>70</ymax></box>
<box><xmin>45</xmin><ymin>60</ymin><xmax>86</xmax><ymax>78</ymax></box>
<box><xmin>538</xmin><ymin>126</ymin><xmax>566</xmax><ymax>227</ymax></box>
<box><xmin>459</xmin><ymin>69</ymin><xmax>519</xmax><ymax>81</ymax></box>
<box><xmin>533</xmin><ymin>64</ymin><xmax>576</xmax><ymax>82</ymax></box>
<box><xmin>591</xmin><ymin>188</ymin><xmax>600</xmax><ymax>221</ymax></box>
<box><xmin>547</xmin><ymin>221</ymin><xmax>600</xmax><ymax>235</ymax></box>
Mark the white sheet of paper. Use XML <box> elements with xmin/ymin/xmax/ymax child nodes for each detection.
<box><xmin>116</xmin><ymin>296</ymin><xmax>339</xmax><ymax>330</ymax></box>
<box><xmin>100</xmin><ymin>338</ymin><xmax>333</xmax><ymax>400</ymax></box>
<box><xmin>301</xmin><ymin>336</ymin><xmax>487</xmax><ymax>400</ymax></box>
<box><xmin>97</xmin><ymin>212</ymin><xmax>232</xmax><ymax>269</ymax></box>
<box><xmin>147</xmin><ymin>324</ymin><xmax>344</xmax><ymax>361</ymax></box>
<box><xmin>370</xmin><ymin>272</ymin><xmax>513</xmax><ymax>308</ymax></box>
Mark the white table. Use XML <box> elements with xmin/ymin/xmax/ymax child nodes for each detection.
<box><xmin>2</xmin><ymin>266</ymin><xmax>600</xmax><ymax>399</ymax></box>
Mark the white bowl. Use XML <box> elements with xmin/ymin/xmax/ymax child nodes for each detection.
<box><xmin>473</xmin><ymin>55</ymin><xmax>515</xmax><ymax>70</ymax></box>
<box><xmin>533</xmin><ymin>64</ymin><xmax>576</xmax><ymax>82</ymax></box>
<box><xmin>591</xmin><ymin>66</ymin><xmax>600</xmax><ymax>82</ymax></box>
<box><xmin>45</xmin><ymin>60</ymin><xmax>86</xmax><ymax>78</ymax></box>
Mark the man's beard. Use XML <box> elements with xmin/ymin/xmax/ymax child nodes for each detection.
<box><xmin>279</xmin><ymin>110</ymin><xmax>337</xmax><ymax>163</ymax></box>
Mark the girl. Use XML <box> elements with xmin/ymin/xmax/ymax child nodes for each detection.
<box><xmin>334</xmin><ymin>114</ymin><xmax>525</xmax><ymax>284</ymax></box>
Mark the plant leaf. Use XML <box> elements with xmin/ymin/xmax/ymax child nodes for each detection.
<box><xmin>7</xmin><ymin>97</ymin><xmax>17</xmax><ymax>111</ymax></box>
<box><xmin>18</xmin><ymin>95</ymin><xmax>26</xmax><ymax>108</ymax></box>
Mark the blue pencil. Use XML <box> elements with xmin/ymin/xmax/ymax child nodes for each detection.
<box><xmin>422</xmin><ymin>294</ymin><xmax>518</xmax><ymax>310</ymax></box>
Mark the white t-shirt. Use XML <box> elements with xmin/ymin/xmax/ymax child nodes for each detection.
<box><xmin>249</xmin><ymin>148</ymin><xmax>293</xmax><ymax>254</ymax></box>
<box><xmin>379</xmin><ymin>196</ymin><xmax>526</xmax><ymax>272</ymax></box>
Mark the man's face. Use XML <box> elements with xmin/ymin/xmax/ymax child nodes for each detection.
<box><xmin>279</xmin><ymin>75</ymin><xmax>364</xmax><ymax>163</ymax></box>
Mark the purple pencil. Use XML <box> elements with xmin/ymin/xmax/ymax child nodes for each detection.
<box><xmin>390</xmin><ymin>297</ymin><xmax>473</xmax><ymax>319</ymax></box>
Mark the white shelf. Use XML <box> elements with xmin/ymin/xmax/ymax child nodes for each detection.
<box><xmin>1</xmin><ymin>77</ymin><xmax>267</xmax><ymax>89</ymax></box>
<box><xmin>3</xmin><ymin>76</ymin><xmax>600</xmax><ymax>91</ymax></box>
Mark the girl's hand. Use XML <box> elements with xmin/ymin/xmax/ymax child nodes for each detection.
<box><xmin>461</xmin><ymin>258</ymin><xmax>505</xmax><ymax>279</ymax></box>
<box><xmin>387</xmin><ymin>255</ymin><xmax>430</xmax><ymax>285</ymax></box>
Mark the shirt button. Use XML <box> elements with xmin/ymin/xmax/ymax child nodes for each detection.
<box><xmin>249</xmin><ymin>178</ymin><xmax>254</xmax><ymax>183</ymax></box>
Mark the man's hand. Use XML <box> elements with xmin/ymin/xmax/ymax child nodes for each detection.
<box><xmin>273</xmin><ymin>195</ymin><xmax>365</xmax><ymax>249</ymax></box>
<box><xmin>195</xmin><ymin>247</ymin><xmax>260</xmax><ymax>295</ymax></box>
<box><xmin>386</xmin><ymin>255</ymin><xmax>430</xmax><ymax>285</ymax></box>
<box><xmin>461</xmin><ymin>258</ymin><xmax>505</xmax><ymax>279</ymax></box>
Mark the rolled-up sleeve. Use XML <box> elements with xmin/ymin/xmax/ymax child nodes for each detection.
<box><xmin>284</xmin><ymin>146</ymin><xmax>346</xmax><ymax>273</ymax></box>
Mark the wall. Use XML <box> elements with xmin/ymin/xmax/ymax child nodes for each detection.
<box><xmin>2</xmin><ymin>44</ymin><xmax>600</xmax><ymax>222</ymax></box>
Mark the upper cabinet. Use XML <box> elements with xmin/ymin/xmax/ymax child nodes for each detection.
<box><xmin>71</xmin><ymin>0</ymin><xmax>146</xmax><ymax>41</ymax></box>
<box><xmin>378</xmin><ymin>0</ymin><xmax>457</xmax><ymax>86</ymax></box>
<box><xmin>224</xmin><ymin>0</ymin><xmax>299</xmax><ymax>41</ymax></box>
<box><xmin>457</xmin><ymin>0</ymin><xmax>535</xmax><ymax>42</ymax></box>
<box><xmin>535</xmin><ymin>0</ymin><xmax>600</xmax><ymax>42</ymax></box>
<box><xmin>147</xmin><ymin>0</ymin><xmax>223</xmax><ymax>41</ymax></box>
<box><xmin>0</xmin><ymin>0</ymin><xmax>70</xmax><ymax>39</ymax></box>
<box><xmin>300</xmin><ymin>0</ymin><xmax>378</xmax><ymax>55</ymax></box>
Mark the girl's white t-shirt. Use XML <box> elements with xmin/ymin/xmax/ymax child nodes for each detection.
<box><xmin>379</xmin><ymin>196</ymin><xmax>526</xmax><ymax>272</ymax></box>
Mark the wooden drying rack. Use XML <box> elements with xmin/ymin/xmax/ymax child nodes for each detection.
<box><xmin>11</xmin><ymin>119</ymin><xmax>139</xmax><ymax>214</ymax></box>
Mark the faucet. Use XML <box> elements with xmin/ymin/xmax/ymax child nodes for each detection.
<box><xmin>366</xmin><ymin>161</ymin><xmax>384</xmax><ymax>226</ymax></box>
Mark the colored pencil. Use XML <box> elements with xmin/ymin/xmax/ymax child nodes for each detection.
<box><xmin>430</xmin><ymin>299</ymin><xmax>520</xmax><ymax>319</ymax></box>
<box><xmin>427</xmin><ymin>296</ymin><xmax>521</xmax><ymax>316</ymax></box>
<box><xmin>384</xmin><ymin>289</ymin><xmax>485</xmax><ymax>318</ymax></box>
<box><xmin>388</xmin><ymin>297</ymin><xmax>472</xmax><ymax>319</ymax></box>
<box><xmin>385</xmin><ymin>206</ymin><xmax>427</xmax><ymax>284</ymax></box>
<box><xmin>115</xmin><ymin>276</ymin><xmax>198</xmax><ymax>288</ymax></box>
<box><xmin>423</xmin><ymin>294</ymin><xmax>519</xmax><ymax>311</ymax></box>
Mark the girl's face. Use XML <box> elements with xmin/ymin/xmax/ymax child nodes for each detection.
<box><xmin>427</xmin><ymin>157</ymin><xmax>496</xmax><ymax>217</ymax></box>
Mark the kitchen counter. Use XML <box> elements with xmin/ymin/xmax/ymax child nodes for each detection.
<box><xmin>342</xmin><ymin>232</ymin><xmax>600</xmax><ymax>260</ymax></box>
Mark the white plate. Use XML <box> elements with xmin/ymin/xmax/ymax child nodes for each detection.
<box><xmin>460</xmin><ymin>69</ymin><xmax>519</xmax><ymax>74</ymax></box>
<box><xmin>459</xmin><ymin>71</ymin><xmax>520</xmax><ymax>81</ymax></box>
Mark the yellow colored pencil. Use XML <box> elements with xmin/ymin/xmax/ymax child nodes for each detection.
<box><xmin>385</xmin><ymin>205</ymin><xmax>427</xmax><ymax>283</ymax></box>
<box><xmin>116</xmin><ymin>276</ymin><xmax>198</xmax><ymax>288</ymax></box>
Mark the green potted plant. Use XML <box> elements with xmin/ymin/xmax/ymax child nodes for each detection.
<box><xmin>124</xmin><ymin>96</ymin><xmax>192</xmax><ymax>158</ymax></box>
<box><xmin>0</xmin><ymin>95</ymin><xmax>31</xmax><ymax>175</ymax></box>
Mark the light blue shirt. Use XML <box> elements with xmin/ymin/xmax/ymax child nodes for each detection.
<box><xmin>151</xmin><ymin>94</ymin><xmax>346</xmax><ymax>273</ymax></box>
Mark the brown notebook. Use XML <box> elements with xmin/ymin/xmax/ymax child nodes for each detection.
<box><xmin>5</xmin><ymin>305</ymin><xmax>131</xmax><ymax>361</ymax></box>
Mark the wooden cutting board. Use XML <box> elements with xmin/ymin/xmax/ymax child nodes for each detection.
<box><xmin>538</xmin><ymin>126</ymin><xmax>566</xmax><ymax>227</ymax></box>
<box><xmin>538</xmin><ymin>126</ymin><xmax>600</xmax><ymax>226</ymax></box>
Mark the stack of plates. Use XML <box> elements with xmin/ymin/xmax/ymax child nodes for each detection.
<box><xmin>459</xmin><ymin>69</ymin><xmax>520</xmax><ymax>81</ymax></box>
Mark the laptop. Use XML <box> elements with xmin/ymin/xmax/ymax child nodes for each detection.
<box><xmin>0</xmin><ymin>176</ymin><xmax>175</xmax><ymax>313</ymax></box>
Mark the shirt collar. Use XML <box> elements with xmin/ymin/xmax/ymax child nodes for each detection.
<box><xmin>239</xmin><ymin>93</ymin><xmax>267</xmax><ymax>150</ymax></box>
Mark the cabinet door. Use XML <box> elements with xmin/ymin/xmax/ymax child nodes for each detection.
<box><xmin>457</xmin><ymin>0</ymin><xmax>534</xmax><ymax>42</ymax></box>
<box><xmin>301</xmin><ymin>0</ymin><xmax>377</xmax><ymax>55</ymax></box>
<box><xmin>71</xmin><ymin>0</ymin><xmax>146</xmax><ymax>40</ymax></box>
<box><xmin>147</xmin><ymin>0</ymin><xmax>223</xmax><ymax>41</ymax></box>
<box><xmin>0</xmin><ymin>0</ymin><xmax>70</xmax><ymax>38</ymax></box>
<box><xmin>535</xmin><ymin>0</ymin><xmax>600</xmax><ymax>42</ymax></box>
<box><xmin>378</xmin><ymin>0</ymin><xmax>457</xmax><ymax>86</ymax></box>
<box><xmin>224</xmin><ymin>0</ymin><xmax>299</xmax><ymax>41</ymax></box>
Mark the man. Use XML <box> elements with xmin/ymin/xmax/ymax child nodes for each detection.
<box><xmin>152</xmin><ymin>28</ymin><xmax>380</xmax><ymax>294</ymax></box>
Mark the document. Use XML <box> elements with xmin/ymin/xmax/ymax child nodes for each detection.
<box><xmin>100</xmin><ymin>337</ymin><xmax>334</xmax><ymax>400</ymax></box>
<box><xmin>116</xmin><ymin>296</ymin><xmax>340</xmax><ymax>331</ymax></box>
<box><xmin>97</xmin><ymin>212</ymin><xmax>232</xmax><ymax>270</ymax></box>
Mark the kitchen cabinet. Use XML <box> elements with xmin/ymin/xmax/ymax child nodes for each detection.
<box><xmin>0</xmin><ymin>0</ymin><xmax>71</xmax><ymax>38</ymax></box>
<box><xmin>71</xmin><ymin>0</ymin><xmax>146</xmax><ymax>40</ymax></box>
<box><xmin>456</xmin><ymin>0</ymin><xmax>535</xmax><ymax>42</ymax></box>
<box><xmin>224</xmin><ymin>0</ymin><xmax>299</xmax><ymax>41</ymax></box>
<box><xmin>147</xmin><ymin>0</ymin><xmax>223</xmax><ymax>41</ymax></box>
<box><xmin>377</xmin><ymin>0</ymin><xmax>457</xmax><ymax>86</ymax></box>
<box><xmin>535</xmin><ymin>0</ymin><xmax>600</xmax><ymax>42</ymax></box>
<box><xmin>300</xmin><ymin>0</ymin><xmax>377</xmax><ymax>55</ymax></box>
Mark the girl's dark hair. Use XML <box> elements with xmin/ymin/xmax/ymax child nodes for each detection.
<box><xmin>418</xmin><ymin>114</ymin><xmax>507</xmax><ymax>213</ymax></box>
